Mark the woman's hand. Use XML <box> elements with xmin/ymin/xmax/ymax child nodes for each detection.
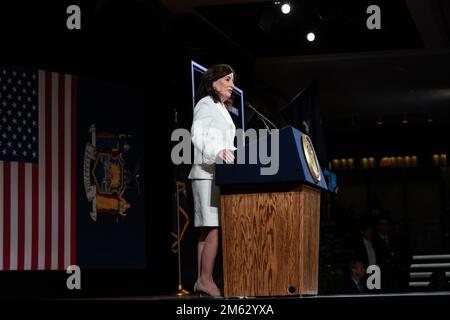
<box><xmin>218</xmin><ymin>149</ymin><xmax>235</xmax><ymax>163</ymax></box>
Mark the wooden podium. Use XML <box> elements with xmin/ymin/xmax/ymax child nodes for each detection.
<box><xmin>215</xmin><ymin>126</ymin><xmax>328</xmax><ymax>297</ymax></box>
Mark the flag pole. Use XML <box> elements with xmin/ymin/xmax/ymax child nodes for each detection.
<box><xmin>175</xmin><ymin>181</ymin><xmax>190</xmax><ymax>296</ymax></box>
<box><xmin>172</xmin><ymin>108</ymin><xmax>189</xmax><ymax>296</ymax></box>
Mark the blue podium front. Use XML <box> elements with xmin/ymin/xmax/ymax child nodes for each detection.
<box><xmin>216</xmin><ymin>125</ymin><xmax>328</xmax><ymax>191</ymax></box>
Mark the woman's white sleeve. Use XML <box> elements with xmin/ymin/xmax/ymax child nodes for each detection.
<box><xmin>191</xmin><ymin>102</ymin><xmax>222</xmax><ymax>164</ymax></box>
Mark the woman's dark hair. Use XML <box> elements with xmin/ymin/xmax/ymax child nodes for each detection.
<box><xmin>195</xmin><ymin>64</ymin><xmax>236</xmax><ymax>108</ymax></box>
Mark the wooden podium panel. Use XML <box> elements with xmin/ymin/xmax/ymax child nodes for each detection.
<box><xmin>220</xmin><ymin>184</ymin><xmax>320</xmax><ymax>297</ymax></box>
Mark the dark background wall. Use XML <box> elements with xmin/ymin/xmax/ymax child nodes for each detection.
<box><xmin>335</xmin><ymin>167</ymin><xmax>449</xmax><ymax>251</ymax></box>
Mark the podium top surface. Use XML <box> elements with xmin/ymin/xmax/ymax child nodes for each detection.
<box><xmin>215</xmin><ymin>126</ymin><xmax>328</xmax><ymax>191</ymax></box>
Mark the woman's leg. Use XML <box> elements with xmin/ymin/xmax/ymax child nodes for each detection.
<box><xmin>196</xmin><ymin>227</ymin><xmax>221</xmax><ymax>296</ymax></box>
<box><xmin>196</xmin><ymin>231</ymin><xmax>207</xmax><ymax>284</ymax></box>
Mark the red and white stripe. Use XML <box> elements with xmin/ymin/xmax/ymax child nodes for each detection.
<box><xmin>0</xmin><ymin>70</ymin><xmax>77</xmax><ymax>270</ymax></box>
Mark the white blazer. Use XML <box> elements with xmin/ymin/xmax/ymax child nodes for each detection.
<box><xmin>189</xmin><ymin>96</ymin><xmax>236</xmax><ymax>180</ymax></box>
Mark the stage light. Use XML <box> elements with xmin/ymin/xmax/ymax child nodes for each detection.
<box><xmin>440</xmin><ymin>154</ymin><xmax>447</xmax><ymax>166</ymax></box>
<box><xmin>391</xmin><ymin>157</ymin><xmax>397</xmax><ymax>167</ymax></box>
<box><xmin>306</xmin><ymin>32</ymin><xmax>315</xmax><ymax>42</ymax></box>
<box><xmin>281</xmin><ymin>3</ymin><xmax>291</xmax><ymax>14</ymax></box>
<box><xmin>432</xmin><ymin>154</ymin><xmax>440</xmax><ymax>166</ymax></box>
<box><xmin>380</xmin><ymin>157</ymin><xmax>391</xmax><ymax>167</ymax></box>
<box><xmin>332</xmin><ymin>159</ymin><xmax>340</xmax><ymax>169</ymax></box>
<box><xmin>377</xmin><ymin>116</ymin><xmax>383</xmax><ymax>125</ymax></box>
<box><xmin>347</xmin><ymin>158</ymin><xmax>354</xmax><ymax>169</ymax></box>
<box><xmin>404</xmin><ymin>156</ymin><xmax>411</xmax><ymax>167</ymax></box>
<box><xmin>361</xmin><ymin>158</ymin><xmax>368</xmax><ymax>169</ymax></box>
<box><xmin>402</xmin><ymin>114</ymin><xmax>408</xmax><ymax>124</ymax></box>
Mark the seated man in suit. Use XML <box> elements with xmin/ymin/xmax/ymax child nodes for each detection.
<box><xmin>344</xmin><ymin>259</ymin><xmax>368</xmax><ymax>294</ymax></box>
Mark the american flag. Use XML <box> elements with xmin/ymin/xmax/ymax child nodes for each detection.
<box><xmin>0</xmin><ymin>66</ymin><xmax>77</xmax><ymax>270</ymax></box>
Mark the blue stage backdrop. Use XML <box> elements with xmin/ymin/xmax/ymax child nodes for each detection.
<box><xmin>77</xmin><ymin>77</ymin><xmax>146</xmax><ymax>269</ymax></box>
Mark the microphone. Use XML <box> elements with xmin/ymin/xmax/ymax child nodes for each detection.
<box><xmin>246</xmin><ymin>102</ymin><xmax>277</xmax><ymax>133</ymax></box>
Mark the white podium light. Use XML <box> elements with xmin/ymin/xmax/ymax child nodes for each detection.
<box><xmin>307</xmin><ymin>32</ymin><xmax>315</xmax><ymax>42</ymax></box>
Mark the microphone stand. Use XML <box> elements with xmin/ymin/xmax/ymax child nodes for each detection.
<box><xmin>247</xmin><ymin>103</ymin><xmax>277</xmax><ymax>133</ymax></box>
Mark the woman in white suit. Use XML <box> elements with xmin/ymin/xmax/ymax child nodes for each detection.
<box><xmin>189</xmin><ymin>64</ymin><xmax>236</xmax><ymax>297</ymax></box>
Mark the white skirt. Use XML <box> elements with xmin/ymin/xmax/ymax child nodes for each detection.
<box><xmin>191</xmin><ymin>179</ymin><xmax>220</xmax><ymax>227</ymax></box>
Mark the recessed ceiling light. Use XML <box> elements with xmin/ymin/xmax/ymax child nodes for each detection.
<box><xmin>281</xmin><ymin>3</ymin><xmax>291</xmax><ymax>14</ymax></box>
<box><xmin>307</xmin><ymin>32</ymin><xmax>315</xmax><ymax>42</ymax></box>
